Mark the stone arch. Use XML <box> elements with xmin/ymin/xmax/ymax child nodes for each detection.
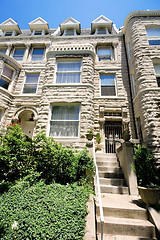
<box><xmin>13</xmin><ymin>107</ymin><xmax>38</xmax><ymax>138</ymax></box>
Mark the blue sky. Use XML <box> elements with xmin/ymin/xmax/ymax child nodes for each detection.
<box><xmin>0</xmin><ymin>0</ymin><xmax>160</xmax><ymax>30</ymax></box>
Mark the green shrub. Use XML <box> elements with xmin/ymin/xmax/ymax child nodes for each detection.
<box><xmin>134</xmin><ymin>144</ymin><xmax>160</xmax><ymax>188</ymax></box>
<box><xmin>0</xmin><ymin>180</ymin><xmax>91</xmax><ymax>240</ymax></box>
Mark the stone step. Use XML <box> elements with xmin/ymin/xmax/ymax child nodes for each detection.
<box><xmin>96</xmin><ymin>205</ymin><xmax>147</xmax><ymax>220</ymax></box>
<box><xmin>97</xmin><ymin>216</ymin><xmax>156</xmax><ymax>238</ymax></box>
<box><xmin>98</xmin><ymin>166</ymin><xmax>121</xmax><ymax>172</ymax></box>
<box><xmin>99</xmin><ymin>171</ymin><xmax>124</xmax><ymax>179</ymax></box>
<box><xmin>97</xmin><ymin>233</ymin><xmax>156</xmax><ymax>240</ymax></box>
<box><xmin>96</xmin><ymin>185</ymin><xmax>129</xmax><ymax>194</ymax></box>
<box><xmin>99</xmin><ymin>177</ymin><xmax>126</xmax><ymax>186</ymax></box>
<box><xmin>96</xmin><ymin>156</ymin><xmax>117</xmax><ymax>162</ymax></box>
<box><xmin>96</xmin><ymin>161</ymin><xmax>119</xmax><ymax>167</ymax></box>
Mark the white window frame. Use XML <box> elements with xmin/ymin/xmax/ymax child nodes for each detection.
<box><xmin>13</xmin><ymin>47</ymin><xmax>25</xmax><ymax>61</ymax></box>
<box><xmin>31</xmin><ymin>47</ymin><xmax>45</xmax><ymax>61</ymax></box>
<box><xmin>0</xmin><ymin>63</ymin><xmax>16</xmax><ymax>91</ymax></box>
<box><xmin>146</xmin><ymin>27</ymin><xmax>160</xmax><ymax>45</ymax></box>
<box><xmin>97</xmin><ymin>46</ymin><xmax>113</xmax><ymax>61</ymax></box>
<box><xmin>56</xmin><ymin>59</ymin><xmax>82</xmax><ymax>84</ymax></box>
<box><xmin>100</xmin><ymin>74</ymin><xmax>117</xmax><ymax>97</ymax></box>
<box><xmin>49</xmin><ymin>104</ymin><xmax>80</xmax><ymax>138</ymax></box>
<box><xmin>22</xmin><ymin>73</ymin><xmax>40</xmax><ymax>94</ymax></box>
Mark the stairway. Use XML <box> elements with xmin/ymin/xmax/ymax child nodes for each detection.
<box><xmin>95</xmin><ymin>153</ymin><xmax>156</xmax><ymax>240</ymax></box>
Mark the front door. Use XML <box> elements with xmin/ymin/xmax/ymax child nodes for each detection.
<box><xmin>105</xmin><ymin>121</ymin><xmax>122</xmax><ymax>153</ymax></box>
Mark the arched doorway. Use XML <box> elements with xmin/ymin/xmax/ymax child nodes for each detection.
<box><xmin>18</xmin><ymin>110</ymin><xmax>35</xmax><ymax>138</ymax></box>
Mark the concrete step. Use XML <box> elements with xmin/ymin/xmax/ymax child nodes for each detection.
<box><xmin>96</xmin><ymin>185</ymin><xmax>129</xmax><ymax>194</ymax></box>
<box><xmin>99</xmin><ymin>177</ymin><xmax>126</xmax><ymax>186</ymax></box>
<box><xmin>96</xmin><ymin>156</ymin><xmax>117</xmax><ymax>162</ymax></box>
<box><xmin>96</xmin><ymin>161</ymin><xmax>119</xmax><ymax>167</ymax></box>
<box><xmin>99</xmin><ymin>171</ymin><xmax>124</xmax><ymax>179</ymax></box>
<box><xmin>97</xmin><ymin>234</ymin><xmax>156</xmax><ymax>240</ymax></box>
<box><xmin>97</xmin><ymin>216</ymin><xmax>156</xmax><ymax>238</ymax></box>
<box><xmin>98</xmin><ymin>166</ymin><xmax>121</xmax><ymax>172</ymax></box>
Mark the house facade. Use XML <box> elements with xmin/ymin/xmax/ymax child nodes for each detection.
<box><xmin>0</xmin><ymin>10</ymin><xmax>160</xmax><ymax>162</ymax></box>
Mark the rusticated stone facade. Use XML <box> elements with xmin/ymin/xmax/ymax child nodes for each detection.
<box><xmin>0</xmin><ymin>11</ymin><xmax>160</xmax><ymax>160</ymax></box>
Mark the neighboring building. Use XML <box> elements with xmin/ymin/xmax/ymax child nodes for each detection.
<box><xmin>0</xmin><ymin>11</ymin><xmax>160</xmax><ymax>162</ymax></box>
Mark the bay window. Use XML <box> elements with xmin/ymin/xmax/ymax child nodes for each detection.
<box><xmin>153</xmin><ymin>63</ymin><xmax>160</xmax><ymax>87</ymax></box>
<box><xmin>56</xmin><ymin>60</ymin><xmax>81</xmax><ymax>83</ymax></box>
<box><xmin>101</xmin><ymin>75</ymin><xmax>116</xmax><ymax>96</ymax></box>
<box><xmin>0</xmin><ymin>64</ymin><xmax>14</xmax><ymax>90</ymax></box>
<box><xmin>23</xmin><ymin>73</ymin><xmax>39</xmax><ymax>93</ymax></box>
<box><xmin>50</xmin><ymin>105</ymin><xmax>80</xmax><ymax>137</ymax></box>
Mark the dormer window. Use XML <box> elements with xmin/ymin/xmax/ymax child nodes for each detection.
<box><xmin>29</xmin><ymin>17</ymin><xmax>49</xmax><ymax>36</ymax></box>
<box><xmin>34</xmin><ymin>30</ymin><xmax>43</xmax><ymax>35</ymax></box>
<box><xmin>0</xmin><ymin>18</ymin><xmax>21</xmax><ymax>36</ymax></box>
<box><xmin>63</xmin><ymin>29</ymin><xmax>76</xmax><ymax>36</ymax></box>
<box><xmin>95</xmin><ymin>28</ymin><xmax>109</xmax><ymax>35</ymax></box>
<box><xmin>5</xmin><ymin>31</ymin><xmax>13</xmax><ymax>36</ymax></box>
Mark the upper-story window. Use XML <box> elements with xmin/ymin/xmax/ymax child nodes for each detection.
<box><xmin>50</xmin><ymin>105</ymin><xmax>80</xmax><ymax>137</ymax></box>
<box><xmin>153</xmin><ymin>63</ymin><xmax>160</xmax><ymax>87</ymax></box>
<box><xmin>34</xmin><ymin>30</ymin><xmax>43</xmax><ymax>35</ymax></box>
<box><xmin>130</xmin><ymin>74</ymin><xmax>136</xmax><ymax>97</ymax></box>
<box><xmin>0</xmin><ymin>48</ymin><xmax>7</xmax><ymax>54</ymax></box>
<box><xmin>63</xmin><ymin>29</ymin><xmax>76</xmax><ymax>36</ymax></box>
<box><xmin>31</xmin><ymin>48</ymin><xmax>44</xmax><ymax>61</ymax></box>
<box><xmin>101</xmin><ymin>75</ymin><xmax>116</xmax><ymax>96</ymax></box>
<box><xmin>13</xmin><ymin>48</ymin><xmax>25</xmax><ymax>61</ymax></box>
<box><xmin>0</xmin><ymin>64</ymin><xmax>14</xmax><ymax>90</ymax></box>
<box><xmin>146</xmin><ymin>28</ymin><xmax>160</xmax><ymax>45</ymax></box>
<box><xmin>23</xmin><ymin>73</ymin><xmax>39</xmax><ymax>94</ymax></box>
<box><xmin>56</xmin><ymin>60</ymin><xmax>81</xmax><ymax>83</ymax></box>
<box><xmin>95</xmin><ymin>28</ymin><xmax>109</xmax><ymax>35</ymax></box>
<box><xmin>0</xmin><ymin>108</ymin><xmax>5</xmax><ymax>123</ymax></box>
<box><xmin>4</xmin><ymin>31</ymin><xmax>14</xmax><ymax>36</ymax></box>
<box><xmin>97</xmin><ymin>46</ymin><xmax>113</xmax><ymax>61</ymax></box>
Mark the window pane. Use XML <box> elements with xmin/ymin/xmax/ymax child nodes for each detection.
<box><xmin>5</xmin><ymin>32</ymin><xmax>12</xmax><ymax>36</ymax></box>
<box><xmin>25</xmin><ymin>74</ymin><xmax>39</xmax><ymax>83</ymax></box>
<box><xmin>51</xmin><ymin>105</ymin><xmax>79</xmax><ymax>120</ymax></box>
<box><xmin>64</xmin><ymin>30</ymin><xmax>74</xmax><ymax>36</ymax></box>
<box><xmin>147</xmin><ymin>29</ymin><xmax>160</xmax><ymax>37</ymax></box>
<box><xmin>50</xmin><ymin>121</ymin><xmax>79</xmax><ymax>137</ymax></box>
<box><xmin>57</xmin><ymin>62</ymin><xmax>81</xmax><ymax>71</ymax></box>
<box><xmin>32</xmin><ymin>48</ymin><xmax>44</xmax><ymax>60</ymax></box>
<box><xmin>0</xmin><ymin>48</ymin><xmax>6</xmax><ymax>54</ymax></box>
<box><xmin>23</xmin><ymin>84</ymin><xmax>37</xmax><ymax>93</ymax></box>
<box><xmin>0</xmin><ymin>77</ymin><xmax>9</xmax><ymax>89</ymax></box>
<box><xmin>101</xmin><ymin>86</ymin><xmax>116</xmax><ymax>96</ymax></box>
<box><xmin>2</xmin><ymin>66</ymin><xmax>13</xmax><ymax>79</ymax></box>
<box><xmin>57</xmin><ymin>72</ymin><xmax>80</xmax><ymax>83</ymax></box>
<box><xmin>97</xmin><ymin>28</ymin><xmax>106</xmax><ymax>34</ymax></box>
<box><xmin>34</xmin><ymin>31</ymin><xmax>42</xmax><ymax>35</ymax></box>
<box><xmin>13</xmin><ymin>49</ymin><xmax>25</xmax><ymax>61</ymax></box>
<box><xmin>101</xmin><ymin>75</ymin><xmax>115</xmax><ymax>86</ymax></box>
<box><xmin>98</xmin><ymin>48</ymin><xmax>111</xmax><ymax>56</ymax></box>
<box><xmin>157</xmin><ymin>77</ymin><xmax>160</xmax><ymax>87</ymax></box>
<box><xmin>149</xmin><ymin>40</ymin><xmax>160</xmax><ymax>45</ymax></box>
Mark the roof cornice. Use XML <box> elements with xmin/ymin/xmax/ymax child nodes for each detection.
<box><xmin>123</xmin><ymin>10</ymin><xmax>160</xmax><ymax>34</ymax></box>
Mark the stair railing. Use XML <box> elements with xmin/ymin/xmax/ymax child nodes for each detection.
<box><xmin>92</xmin><ymin>138</ymin><xmax>104</xmax><ymax>240</ymax></box>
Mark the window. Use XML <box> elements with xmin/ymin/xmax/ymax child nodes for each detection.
<box><xmin>34</xmin><ymin>30</ymin><xmax>42</xmax><ymax>35</ymax></box>
<box><xmin>0</xmin><ymin>109</ymin><xmax>5</xmax><ymax>122</ymax></box>
<box><xmin>56</xmin><ymin>61</ymin><xmax>81</xmax><ymax>83</ymax></box>
<box><xmin>23</xmin><ymin>73</ymin><xmax>39</xmax><ymax>93</ymax></box>
<box><xmin>63</xmin><ymin>29</ymin><xmax>76</xmax><ymax>36</ymax></box>
<box><xmin>146</xmin><ymin>28</ymin><xmax>160</xmax><ymax>45</ymax></box>
<box><xmin>13</xmin><ymin>48</ymin><xmax>25</xmax><ymax>61</ymax></box>
<box><xmin>95</xmin><ymin>28</ymin><xmax>109</xmax><ymax>35</ymax></box>
<box><xmin>153</xmin><ymin>64</ymin><xmax>160</xmax><ymax>87</ymax></box>
<box><xmin>101</xmin><ymin>75</ymin><xmax>116</xmax><ymax>96</ymax></box>
<box><xmin>0</xmin><ymin>48</ymin><xmax>7</xmax><ymax>54</ymax></box>
<box><xmin>0</xmin><ymin>64</ymin><xmax>14</xmax><ymax>90</ymax></box>
<box><xmin>5</xmin><ymin>31</ymin><xmax>13</xmax><ymax>36</ymax></box>
<box><xmin>31</xmin><ymin>48</ymin><xmax>44</xmax><ymax>61</ymax></box>
<box><xmin>50</xmin><ymin>105</ymin><xmax>80</xmax><ymax>137</ymax></box>
<box><xmin>130</xmin><ymin>74</ymin><xmax>136</xmax><ymax>97</ymax></box>
<box><xmin>97</xmin><ymin>46</ymin><xmax>113</xmax><ymax>61</ymax></box>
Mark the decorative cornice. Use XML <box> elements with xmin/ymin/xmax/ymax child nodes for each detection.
<box><xmin>123</xmin><ymin>10</ymin><xmax>160</xmax><ymax>34</ymax></box>
<box><xmin>46</xmin><ymin>44</ymin><xmax>95</xmax><ymax>57</ymax></box>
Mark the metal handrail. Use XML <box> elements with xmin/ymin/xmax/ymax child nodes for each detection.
<box><xmin>92</xmin><ymin>138</ymin><xmax>104</xmax><ymax>240</ymax></box>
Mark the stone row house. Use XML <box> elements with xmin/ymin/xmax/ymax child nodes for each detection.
<box><xmin>0</xmin><ymin>10</ymin><xmax>160</xmax><ymax>162</ymax></box>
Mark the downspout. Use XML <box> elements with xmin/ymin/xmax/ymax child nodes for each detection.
<box><xmin>123</xmin><ymin>34</ymin><xmax>138</xmax><ymax>139</ymax></box>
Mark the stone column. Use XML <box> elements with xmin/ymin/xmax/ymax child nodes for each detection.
<box><xmin>24</xmin><ymin>44</ymin><xmax>30</xmax><ymax>61</ymax></box>
<box><xmin>6</xmin><ymin>44</ymin><xmax>12</xmax><ymax>56</ymax></box>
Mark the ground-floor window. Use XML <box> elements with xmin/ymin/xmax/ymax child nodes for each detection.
<box><xmin>50</xmin><ymin>105</ymin><xmax>80</xmax><ymax>137</ymax></box>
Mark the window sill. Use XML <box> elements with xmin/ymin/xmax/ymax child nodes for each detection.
<box><xmin>95</xmin><ymin>96</ymin><xmax>126</xmax><ymax>100</ymax></box>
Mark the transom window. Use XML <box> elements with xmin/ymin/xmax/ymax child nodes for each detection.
<box><xmin>13</xmin><ymin>48</ymin><xmax>25</xmax><ymax>61</ymax></box>
<box><xmin>23</xmin><ymin>73</ymin><xmax>39</xmax><ymax>93</ymax></box>
<box><xmin>153</xmin><ymin>64</ymin><xmax>160</xmax><ymax>87</ymax></box>
<box><xmin>31</xmin><ymin>48</ymin><xmax>44</xmax><ymax>61</ymax></box>
<box><xmin>56</xmin><ymin>61</ymin><xmax>81</xmax><ymax>83</ymax></box>
<box><xmin>50</xmin><ymin>105</ymin><xmax>80</xmax><ymax>137</ymax></box>
<box><xmin>97</xmin><ymin>46</ymin><xmax>113</xmax><ymax>61</ymax></box>
<box><xmin>101</xmin><ymin>75</ymin><xmax>116</xmax><ymax>96</ymax></box>
<box><xmin>0</xmin><ymin>64</ymin><xmax>14</xmax><ymax>90</ymax></box>
<box><xmin>146</xmin><ymin>28</ymin><xmax>160</xmax><ymax>45</ymax></box>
